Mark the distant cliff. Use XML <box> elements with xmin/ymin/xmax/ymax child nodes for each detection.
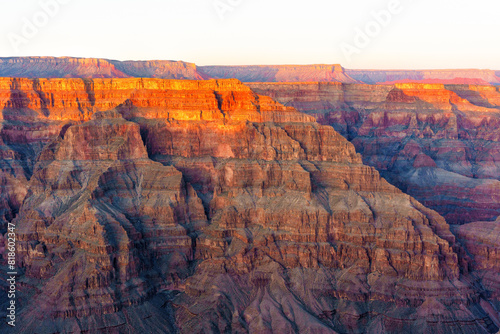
<box><xmin>345</xmin><ymin>69</ymin><xmax>500</xmax><ymax>85</ymax></box>
<box><xmin>199</xmin><ymin>64</ymin><xmax>361</xmax><ymax>83</ymax></box>
<box><xmin>0</xmin><ymin>57</ymin><xmax>208</xmax><ymax>79</ymax></box>
<box><xmin>1</xmin><ymin>57</ymin><xmax>499</xmax><ymax>86</ymax></box>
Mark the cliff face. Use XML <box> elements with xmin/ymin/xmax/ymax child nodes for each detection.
<box><xmin>345</xmin><ymin>69</ymin><xmax>500</xmax><ymax>85</ymax></box>
<box><xmin>453</xmin><ymin>218</ymin><xmax>500</xmax><ymax>294</ymax></box>
<box><xmin>452</xmin><ymin>217</ymin><xmax>500</xmax><ymax>329</ymax></box>
<box><xmin>0</xmin><ymin>78</ymin><xmax>496</xmax><ymax>333</ymax></box>
<box><xmin>200</xmin><ymin>65</ymin><xmax>500</xmax><ymax>85</ymax></box>
<box><xmin>249</xmin><ymin>82</ymin><xmax>500</xmax><ymax>225</ymax></box>
<box><xmin>199</xmin><ymin>64</ymin><xmax>361</xmax><ymax>83</ymax></box>
<box><xmin>0</xmin><ymin>57</ymin><xmax>207</xmax><ymax>80</ymax></box>
<box><xmin>2</xmin><ymin>57</ymin><xmax>499</xmax><ymax>86</ymax></box>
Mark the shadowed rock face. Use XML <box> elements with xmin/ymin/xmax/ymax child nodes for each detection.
<box><xmin>249</xmin><ymin>82</ymin><xmax>500</xmax><ymax>225</ymax></box>
<box><xmin>452</xmin><ymin>217</ymin><xmax>500</xmax><ymax>330</ymax></box>
<box><xmin>0</xmin><ymin>78</ymin><xmax>497</xmax><ymax>334</ymax></box>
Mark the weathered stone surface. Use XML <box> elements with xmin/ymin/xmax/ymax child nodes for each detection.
<box><xmin>452</xmin><ymin>217</ymin><xmax>500</xmax><ymax>329</ymax></box>
<box><xmin>249</xmin><ymin>82</ymin><xmax>500</xmax><ymax>225</ymax></box>
<box><xmin>10</xmin><ymin>111</ymin><xmax>205</xmax><ymax>333</ymax></box>
<box><xmin>0</xmin><ymin>78</ymin><xmax>497</xmax><ymax>334</ymax></box>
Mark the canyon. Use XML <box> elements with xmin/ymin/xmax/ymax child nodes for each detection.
<box><xmin>0</xmin><ymin>58</ymin><xmax>498</xmax><ymax>333</ymax></box>
<box><xmin>248</xmin><ymin>82</ymin><xmax>500</xmax><ymax>225</ymax></box>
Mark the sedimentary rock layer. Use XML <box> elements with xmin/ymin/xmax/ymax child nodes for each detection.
<box><xmin>345</xmin><ymin>69</ymin><xmax>500</xmax><ymax>85</ymax></box>
<box><xmin>0</xmin><ymin>78</ymin><xmax>497</xmax><ymax>333</ymax></box>
<box><xmin>0</xmin><ymin>57</ymin><xmax>207</xmax><ymax>80</ymax></box>
<box><xmin>249</xmin><ymin>82</ymin><xmax>500</xmax><ymax>224</ymax></box>
<box><xmin>3</xmin><ymin>57</ymin><xmax>499</xmax><ymax>85</ymax></box>
<box><xmin>199</xmin><ymin>64</ymin><xmax>360</xmax><ymax>83</ymax></box>
<box><xmin>452</xmin><ymin>217</ymin><xmax>500</xmax><ymax>328</ymax></box>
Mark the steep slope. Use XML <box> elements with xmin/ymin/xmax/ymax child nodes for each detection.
<box><xmin>0</xmin><ymin>57</ymin><xmax>207</xmax><ymax>80</ymax></box>
<box><xmin>0</xmin><ymin>78</ymin><xmax>496</xmax><ymax>333</ymax></box>
<box><xmin>249</xmin><ymin>82</ymin><xmax>500</xmax><ymax>225</ymax></box>
<box><xmin>110</xmin><ymin>60</ymin><xmax>210</xmax><ymax>80</ymax></box>
<box><xmin>452</xmin><ymin>217</ymin><xmax>500</xmax><ymax>328</ymax></box>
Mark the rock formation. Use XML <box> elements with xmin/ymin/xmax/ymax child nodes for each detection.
<box><xmin>344</xmin><ymin>69</ymin><xmax>500</xmax><ymax>85</ymax></box>
<box><xmin>2</xmin><ymin>57</ymin><xmax>499</xmax><ymax>86</ymax></box>
<box><xmin>452</xmin><ymin>217</ymin><xmax>500</xmax><ymax>329</ymax></box>
<box><xmin>249</xmin><ymin>82</ymin><xmax>500</xmax><ymax>225</ymax></box>
<box><xmin>0</xmin><ymin>78</ymin><xmax>497</xmax><ymax>333</ymax></box>
<box><xmin>199</xmin><ymin>64</ymin><xmax>360</xmax><ymax>84</ymax></box>
<box><xmin>0</xmin><ymin>57</ymin><xmax>207</xmax><ymax>80</ymax></box>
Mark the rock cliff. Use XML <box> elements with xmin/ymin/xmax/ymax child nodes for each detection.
<box><xmin>345</xmin><ymin>69</ymin><xmax>500</xmax><ymax>85</ymax></box>
<box><xmin>0</xmin><ymin>57</ymin><xmax>207</xmax><ymax>80</ymax></box>
<box><xmin>3</xmin><ymin>57</ymin><xmax>499</xmax><ymax>86</ymax></box>
<box><xmin>0</xmin><ymin>78</ymin><xmax>497</xmax><ymax>333</ymax></box>
<box><xmin>249</xmin><ymin>82</ymin><xmax>500</xmax><ymax>225</ymax></box>
<box><xmin>199</xmin><ymin>64</ymin><xmax>360</xmax><ymax>83</ymax></box>
<box><xmin>452</xmin><ymin>217</ymin><xmax>500</xmax><ymax>329</ymax></box>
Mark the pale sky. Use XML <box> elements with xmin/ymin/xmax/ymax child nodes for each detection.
<box><xmin>0</xmin><ymin>0</ymin><xmax>498</xmax><ymax>69</ymax></box>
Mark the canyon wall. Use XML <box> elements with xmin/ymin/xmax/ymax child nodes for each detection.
<box><xmin>0</xmin><ymin>78</ymin><xmax>496</xmax><ymax>333</ymax></box>
<box><xmin>345</xmin><ymin>69</ymin><xmax>500</xmax><ymax>85</ymax></box>
<box><xmin>202</xmin><ymin>66</ymin><xmax>500</xmax><ymax>85</ymax></box>
<box><xmin>0</xmin><ymin>57</ymin><xmax>207</xmax><ymax>80</ymax></box>
<box><xmin>249</xmin><ymin>82</ymin><xmax>500</xmax><ymax>225</ymax></box>
<box><xmin>453</xmin><ymin>216</ymin><xmax>500</xmax><ymax>314</ymax></box>
<box><xmin>2</xmin><ymin>57</ymin><xmax>499</xmax><ymax>85</ymax></box>
<box><xmin>199</xmin><ymin>64</ymin><xmax>360</xmax><ymax>83</ymax></box>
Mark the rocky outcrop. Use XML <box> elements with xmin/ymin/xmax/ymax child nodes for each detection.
<box><xmin>249</xmin><ymin>82</ymin><xmax>500</xmax><ymax>225</ymax></box>
<box><xmin>0</xmin><ymin>78</ymin><xmax>497</xmax><ymax>333</ymax></box>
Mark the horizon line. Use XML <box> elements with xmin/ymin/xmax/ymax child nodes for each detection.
<box><xmin>0</xmin><ymin>56</ymin><xmax>498</xmax><ymax>71</ymax></box>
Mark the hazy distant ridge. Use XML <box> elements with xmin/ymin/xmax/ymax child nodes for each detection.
<box><xmin>1</xmin><ymin>57</ymin><xmax>499</xmax><ymax>85</ymax></box>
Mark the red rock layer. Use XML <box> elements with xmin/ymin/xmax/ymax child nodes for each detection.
<box><xmin>249</xmin><ymin>82</ymin><xmax>500</xmax><ymax>224</ymax></box>
<box><xmin>0</xmin><ymin>78</ymin><xmax>496</xmax><ymax>334</ymax></box>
